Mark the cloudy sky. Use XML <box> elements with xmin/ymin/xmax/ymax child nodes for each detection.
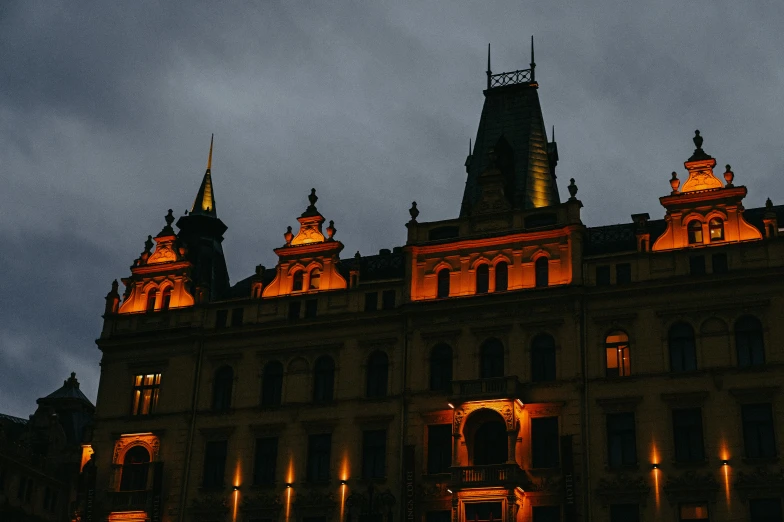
<box><xmin>1</xmin><ymin>2</ymin><xmax>783</xmax><ymax>417</ymax></box>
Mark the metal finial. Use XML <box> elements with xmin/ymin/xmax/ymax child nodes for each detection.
<box><xmin>486</xmin><ymin>43</ymin><xmax>492</xmax><ymax>89</ymax></box>
<box><xmin>530</xmin><ymin>35</ymin><xmax>536</xmax><ymax>82</ymax></box>
<box><xmin>308</xmin><ymin>188</ymin><xmax>318</xmax><ymax>207</ymax></box>
<box><xmin>165</xmin><ymin>209</ymin><xmax>174</xmax><ymax>227</ymax></box>
<box><xmin>567</xmin><ymin>178</ymin><xmax>577</xmax><ymax>200</ymax></box>
<box><xmin>207</xmin><ymin>134</ymin><xmax>214</xmax><ymax>171</ymax></box>
<box><xmin>551</xmin><ymin>125</ymin><xmax>555</xmax><ymax>142</ymax></box>
<box><xmin>469</xmin><ymin>138</ymin><xmax>472</xmax><ymax>155</ymax></box>
<box><xmin>409</xmin><ymin>201</ymin><xmax>419</xmax><ymax>222</ymax></box>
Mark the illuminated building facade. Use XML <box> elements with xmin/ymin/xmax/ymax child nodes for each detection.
<box><xmin>88</xmin><ymin>51</ymin><xmax>784</xmax><ymax>522</ymax></box>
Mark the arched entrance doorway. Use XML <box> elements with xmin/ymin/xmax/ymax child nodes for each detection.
<box><xmin>464</xmin><ymin>409</ymin><xmax>508</xmax><ymax>465</ymax></box>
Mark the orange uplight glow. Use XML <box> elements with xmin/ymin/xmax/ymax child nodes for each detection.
<box><xmin>285</xmin><ymin>457</ymin><xmax>295</xmax><ymax>522</ymax></box>
<box><xmin>719</xmin><ymin>439</ymin><xmax>731</xmax><ymax>508</ymax></box>
<box><xmin>339</xmin><ymin>451</ymin><xmax>350</xmax><ymax>522</ymax></box>
<box><xmin>80</xmin><ymin>444</ymin><xmax>94</xmax><ymax>472</ymax></box>
<box><xmin>650</xmin><ymin>443</ymin><xmax>661</xmax><ymax>511</ymax></box>
<box><xmin>231</xmin><ymin>461</ymin><xmax>242</xmax><ymax>522</ymax></box>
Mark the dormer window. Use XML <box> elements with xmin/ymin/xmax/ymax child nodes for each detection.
<box><xmin>292</xmin><ymin>271</ymin><xmax>304</xmax><ymax>292</ymax></box>
<box><xmin>309</xmin><ymin>268</ymin><xmax>321</xmax><ymax>290</ymax></box>
<box><xmin>709</xmin><ymin>218</ymin><xmax>725</xmax><ymax>242</ymax></box>
<box><xmin>687</xmin><ymin>220</ymin><xmax>703</xmax><ymax>244</ymax></box>
<box><xmin>146</xmin><ymin>289</ymin><xmax>157</xmax><ymax>312</ymax></box>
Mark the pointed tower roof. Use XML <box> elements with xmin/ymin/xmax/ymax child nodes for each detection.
<box><xmin>461</xmin><ymin>40</ymin><xmax>560</xmax><ymax>216</ymax></box>
<box><xmin>190</xmin><ymin>134</ymin><xmax>217</xmax><ymax>217</ymax></box>
<box><xmin>41</xmin><ymin>372</ymin><xmax>93</xmax><ymax>406</ymax></box>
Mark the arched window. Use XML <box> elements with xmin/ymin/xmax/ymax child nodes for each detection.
<box><xmin>429</xmin><ymin>343</ymin><xmax>453</xmax><ymax>392</ymax></box>
<box><xmin>473</xmin><ymin>419</ymin><xmax>507</xmax><ymax>465</ymax></box>
<box><xmin>605</xmin><ymin>331</ymin><xmax>631</xmax><ymax>377</ymax></box>
<box><xmin>709</xmin><ymin>218</ymin><xmax>725</xmax><ymax>242</ymax></box>
<box><xmin>669</xmin><ymin>323</ymin><xmax>697</xmax><ymax>372</ymax></box>
<box><xmin>437</xmin><ymin>268</ymin><xmax>450</xmax><ymax>298</ymax></box>
<box><xmin>480</xmin><ymin>338</ymin><xmax>504</xmax><ymax>378</ymax></box>
<box><xmin>313</xmin><ymin>356</ymin><xmax>335</xmax><ymax>402</ymax></box>
<box><xmin>292</xmin><ymin>271</ymin><xmax>304</xmax><ymax>292</ymax></box>
<box><xmin>535</xmin><ymin>257</ymin><xmax>549</xmax><ymax>288</ymax></box>
<box><xmin>160</xmin><ymin>287</ymin><xmax>172</xmax><ymax>311</ymax></box>
<box><xmin>688</xmin><ymin>220</ymin><xmax>703</xmax><ymax>244</ymax></box>
<box><xmin>495</xmin><ymin>262</ymin><xmax>508</xmax><ymax>292</ymax></box>
<box><xmin>366</xmin><ymin>351</ymin><xmax>389</xmax><ymax>397</ymax></box>
<box><xmin>212</xmin><ymin>366</ymin><xmax>233</xmax><ymax>411</ymax></box>
<box><xmin>309</xmin><ymin>268</ymin><xmax>321</xmax><ymax>290</ymax></box>
<box><xmin>261</xmin><ymin>361</ymin><xmax>283</xmax><ymax>406</ymax></box>
<box><xmin>735</xmin><ymin>316</ymin><xmax>765</xmax><ymax>367</ymax></box>
<box><xmin>476</xmin><ymin>264</ymin><xmax>489</xmax><ymax>294</ymax></box>
<box><xmin>119</xmin><ymin>446</ymin><xmax>150</xmax><ymax>491</ymax></box>
<box><xmin>531</xmin><ymin>334</ymin><xmax>556</xmax><ymax>382</ymax></box>
<box><xmin>146</xmin><ymin>289</ymin><xmax>157</xmax><ymax>312</ymax></box>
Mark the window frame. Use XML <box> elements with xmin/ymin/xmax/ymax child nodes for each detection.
<box><xmin>306</xmin><ymin>433</ymin><xmax>332</xmax><ymax>483</ymax></box>
<box><xmin>605</xmin><ymin>331</ymin><xmax>631</xmax><ymax>378</ymax></box>
<box><xmin>211</xmin><ymin>365</ymin><xmax>234</xmax><ymax>412</ymax></box>
<box><xmin>535</xmin><ymin>257</ymin><xmax>549</xmax><ymax>288</ymax></box>
<box><xmin>531</xmin><ymin>416</ymin><xmax>560</xmax><ymax>468</ymax></box>
<box><xmin>253</xmin><ymin>437</ymin><xmax>278</xmax><ymax>486</ymax></box>
<box><xmin>494</xmin><ymin>261</ymin><xmax>508</xmax><ymax>292</ymax></box>
<box><xmin>480</xmin><ymin>338</ymin><xmax>504</xmax><ymax>379</ymax></box>
<box><xmin>475</xmin><ymin>264</ymin><xmax>490</xmax><ymax>294</ymax></box>
<box><xmin>366</xmin><ymin>351</ymin><xmax>389</xmax><ymax>398</ymax></box>
<box><xmin>742</xmin><ymin>403</ymin><xmax>777</xmax><ymax>459</ymax></box>
<box><xmin>606</xmin><ymin>412</ymin><xmax>637</xmax><ymax>468</ymax></box>
<box><xmin>669</xmin><ymin>322</ymin><xmax>697</xmax><ymax>373</ymax></box>
<box><xmin>429</xmin><ymin>343</ymin><xmax>453</xmax><ymax>392</ymax></box>
<box><xmin>687</xmin><ymin>220</ymin><xmax>704</xmax><ymax>244</ymax></box>
<box><xmin>202</xmin><ymin>440</ymin><xmax>228</xmax><ymax>489</ymax></box>
<box><xmin>426</xmin><ymin>424</ymin><xmax>452</xmax><ymax>475</ymax></box>
<box><xmin>735</xmin><ymin>315</ymin><xmax>765</xmax><ymax>367</ymax></box>
<box><xmin>672</xmin><ymin>408</ymin><xmax>705</xmax><ymax>463</ymax></box>
<box><xmin>437</xmin><ymin>268</ymin><xmax>450</xmax><ymax>298</ymax></box>
<box><xmin>362</xmin><ymin>429</ymin><xmax>387</xmax><ymax>479</ymax></box>
<box><xmin>531</xmin><ymin>334</ymin><xmax>556</xmax><ymax>382</ymax></box>
<box><xmin>313</xmin><ymin>356</ymin><xmax>335</xmax><ymax>403</ymax></box>
<box><xmin>131</xmin><ymin>373</ymin><xmax>161</xmax><ymax>416</ymax></box>
<box><xmin>709</xmin><ymin>217</ymin><xmax>725</xmax><ymax>242</ymax></box>
<box><xmin>261</xmin><ymin>361</ymin><xmax>283</xmax><ymax>406</ymax></box>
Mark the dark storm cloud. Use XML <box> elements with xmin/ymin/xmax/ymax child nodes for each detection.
<box><xmin>2</xmin><ymin>1</ymin><xmax>783</xmax><ymax>416</ymax></box>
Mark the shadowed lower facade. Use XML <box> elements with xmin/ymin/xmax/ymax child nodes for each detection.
<box><xmin>83</xmin><ymin>50</ymin><xmax>784</xmax><ymax>522</ymax></box>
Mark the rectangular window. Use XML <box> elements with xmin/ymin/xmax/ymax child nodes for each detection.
<box><xmin>607</xmin><ymin>412</ymin><xmax>637</xmax><ymax>468</ymax></box>
<box><xmin>742</xmin><ymin>403</ymin><xmax>777</xmax><ymax>458</ymax></box>
<box><xmin>215</xmin><ymin>309</ymin><xmax>228</xmax><ymax>329</ymax></box>
<box><xmin>689</xmin><ymin>256</ymin><xmax>706</xmax><ymax>276</ymax></box>
<box><xmin>304</xmin><ymin>299</ymin><xmax>318</xmax><ymax>318</ymax></box>
<box><xmin>362</xmin><ymin>430</ymin><xmax>386</xmax><ymax>479</ymax></box>
<box><xmin>531</xmin><ymin>417</ymin><xmax>560</xmax><ymax>468</ymax></box>
<box><xmin>231</xmin><ymin>308</ymin><xmax>244</xmax><ymax>327</ymax></box>
<box><xmin>532</xmin><ymin>506</ymin><xmax>561</xmax><ymax>522</ymax></box>
<box><xmin>616</xmin><ymin>263</ymin><xmax>632</xmax><ymax>284</ymax></box>
<box><xmin>596</xmin><ymin>265</ymin><xmax>611</xmax><ymax>286</ymax></box>
<box><xmin>131</xmin><ymin>373</ymin><xmax>161</xmax><ymax>415</ymax></box>
<box><xmin>465</xmin><ymin>503</ymin><xmax>503</xmax><ymax>522</ymax></box>
<box><xmin>712</xmin><ymin>253</ymin><xmax>728</xmax><ymax>274</ymax></box>
<box><xmin>672</xmin><ymin>408</ymin><xmax>705</xmax><ymax>462</ymax></box>
<box><xmin>253</xmin><ymin>437</ymin><xmax>278</xmax><ymax>486</ymax></box>
<box><xmin>427</xmin><ymin>424</ymin><xmax>452</xmax><ymax>474</ymax></box>
<box><xmin>288</xmin><ymin>301</ymin><xmax>301</xmax><ymax>320</ymax></box>
<box><xmin>364</xmin><ymin>292</ymin><xmax>378</xmax><ymax>312</ymax></box>
<box><xmin>203</xmin><ymin>440</ymin><xmax>228</xmax><ymax>488</ymax></box>
<box><xmin>750</xmin><ymin>498</ymin><xmax>783</xmax><ymax>521</ymax></box>
<box><xmin>307</xmin><ymin>434</ymin><xmax>332</xmax><ymax>482</ymax></box>
<box><xmin>680</xmin><ymin>503</ymin><xmax>709</xmax><ymax>520</ymax></box>
<box><xmin>382</xmin><ymin>290</ymin><xmax>396</xmax><ymax>310</ymax></box>
<box><xmin>610</xmin><ymin>504</ymin><xmax>639</xmax><ymax>522</ymax></box>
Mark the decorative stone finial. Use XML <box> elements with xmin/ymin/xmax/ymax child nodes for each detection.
<box><xmin>111</xmin><ymin>279</ymin><xmax>119</xmax><ymax>293</ymax></box>
<box><xmin>326</xmin><ymin>220</ymin><xmax>336</xmax><ymax>240</ymax></box>
<box><xmin>165</xmin><ymin>209</ymin><xmax>174</xmax><ymax>227</ymax></box>
<box><xmin>568</xmin><ymin>178</ymin><xmax>578</xmax><ymax>200</ymax></box>
<box><xmin>724</xmin><ymin>164</ymin><xmax>734</xmax><ymax>187</ymax></box>
<box><xmin>766</xmin><ymin>197</ymin><xmax>773</xmax><ymax>210</ymax></box>
<box><xmin>409</xmin><ymin>201</ymin><xmax>419</xmax><ymax>222</ymax></box>
<box><xmin>670</xmin><ymin>172</ymin><xmax>680</xmax><ymax>194</ymax></box>
<box><xmin>144</xmin><ymin>235</ymin><xmax>154</xmax><ymax>253</ymax></box>
<box><xmin>308</xmin><ymin>188</ymin><xmax>318</xmax><ymax>208</ymax></box>
<box><xmin>693</xmin><ymin>130</ymin><xmax>703</xmax><ymax>150</ymax></box>
<box><xmin>255</xmin><ymin>264</ymin><xmax>265</xmax><ymax>276</ymax></box>
<box><xmin>284</xmin><ymin>226</ymin><xmax>293</xmax><ymax>246</ymax></box>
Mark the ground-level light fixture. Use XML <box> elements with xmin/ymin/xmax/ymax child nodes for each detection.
<box><xmin>340</xmin><ymin>479</ymin><xmax>347</xmax><ymax>485</ymax></box>
<box><xmin>721</xmin><ymin>459</ymin><xmax>730</xmax><ymax>466</ymax></box>
<box><xmin>285</xmin><ymin>483</ymin><xmax>293</xmax><ymax>488</ymax></box>
<box><xmin>232</xmin><ymin>485</ymin><xmax>241</xmax><ymax>491</ymax></box>
<box><xmin>651</xmin><ymin>464</ymin><xmax>660</xmax><ymax>470</ymax></box>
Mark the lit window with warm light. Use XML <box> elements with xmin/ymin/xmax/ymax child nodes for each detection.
<box><xmin>687</xmin><ymin>220</ymin><xmax>704</xmax><ymax>244</ymax></box>
<box><xmin>605</xmin><ymin>331</ymin><xmax>631</xmax><ymax>378</ymax></box>
<box><xmin>309</xmin><ymin>268</ymin><xmax>321</xmax><ymax>290</ymax></box>
<box><xmin>131</xmin><ymin>373</ymin><xmax>161</xmax><ymax>415</ymax></box>
<box><xmin>708</xmin><ymin>217</ymin><xmax>725</xmax><ymax>242</ymax></box>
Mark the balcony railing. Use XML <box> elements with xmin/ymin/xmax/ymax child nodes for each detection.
<box><xmin>451</xmin><ymin>376</ymin><xmax>523</xmax><ymax>401</ymax></box>
<box><xmin>489</xmin><ymin>69</ymin><xmax>532</xmax><ymax>88</ymax></box>
<box><xmin>451</xmin><ymin>464</ymin><xmax>526</xmax><ymax>489</ymax></box>
<box><xmin>108</xmin><ymin>490</ymin><xmax>151</xmax><ymax>511</ymax></box>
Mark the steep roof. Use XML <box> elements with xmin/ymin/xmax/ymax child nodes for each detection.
<box><xmin>42</xmin><ymin>372</ymin><xmax>94</xmax><ymax>406</ymax></box>
<box><xmin>461</xmin><ymin>62</ymin><xmax>559</xmax><ymax>215</ymax></box>
<box><xmin>190</xmin><ymin>134</ymin><xmax>217</xmax><ymax>217</ymax></box>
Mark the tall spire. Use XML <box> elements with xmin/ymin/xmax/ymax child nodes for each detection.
<box><xmin>190</xmin><ymin>134</ymin><xmax>216</xmax><ymax>217</ymax></box>
<box><xmin>530</xmin><ymin>35</ymin><xmax>536</xmax><ymax>82</ymax></box>
<box><xmin>486</xmin><ymin>43</ymin><xmax>492</xmax><ymax>90</ymax></box>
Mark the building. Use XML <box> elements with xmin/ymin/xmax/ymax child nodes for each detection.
<box><xmin>0</xmin><ymin>373</ymin><xmax>95</xmax><ymax>522</ymax></box>
<box><xmin>88</xmin><ymin>50</ymin><xmax>784</xmax><ymax>522</ymax></box>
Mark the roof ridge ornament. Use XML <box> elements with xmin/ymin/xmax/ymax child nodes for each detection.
<box><xmin>681</xmin><ymin>130</ymin><xmax>721</xmax><ymax>192</ymax></box>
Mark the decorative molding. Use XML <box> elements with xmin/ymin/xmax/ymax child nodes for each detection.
<box><xmin>249</xmin><ymin>422</ymin><xmax>287</xmax><ymax>436</ymax></box>
<box><xmin>112</xmin><ymin>433</ymin><xmax>161</xmax><ymax>464</ymax></box>
<box><xmin>206</xmin><ymin>352</ymin><xmax>243</xmax><ymax>363</ymax></box>
<box><xmin>655</xmin><ymin>299</ymin><xmax>770</xmax><ymax>317</ymax></box>
<box><xmin>595</xmin><ymin>396</ymin><xmax>643</xmax><ymax>413</ymax></box>
<box><xmin>453</xmin><ymin>400</ymin><xmax>516</xmax><ymax>432</ymax></box>
<box><xmin>241</xmin><ymin>492</ymin><xmax>283</xmax><ymax>516</ymax></box>
<box><xmin>663</xmin><ymin>470</ymin><xmax>719</xmax><ymax>504</ymax></box>
<box><xmin>190</xmin><ymin>493</ymin><xmax>230</xmax><ymax>520</ymax></box>
<box><xmin>419</xmin><ymin>329</ymin><xmax>462</xmax><ymax>341</ymax></box>
<box><xmin>660</xmin><ymin>391</ymin><xmax>709</xmax><ymax>407</ymax></box>
<box><xmin>734</xmin><ymin>467</ymin><xmax>784</xmax><ymax>500</ymax></box>
<box><xmin>358</xmin><ymin>337</ymin><xmax>400</xmax><ymax>350</ymax></box>
<box><xmin>301</xmin><ymin>419</ymin><xmax>339</xmax><ymax>433</ymax></box>
<box><xmin>524</xmin><ymin>402</ymin><xmax>564</xmax><ymax>418</ymax></box>
<box><xmin>728</xmin><ymin>386</ymin><xmax>780</xmax><ymax>403</ymax></box>
<box><xmin>591</xmin><ymin>312</ymin><xmax>638</xmax><ymax>324</ymax></box>
<box><xmin>354</xmin><ymin>414</ymin><xmax>395</xmax><ymax>427</ymax></box>
<box><xmin>417</xmin><ymin>482</ymin><xmax>451</xmax><ymax>500</ymax></box>
<box><xmin>198</xmin><ymin>426</ymin><xmax>236</xmax><ymax>439</ymax></box>
<box><xmin>469</xmin><ymin>324</ymin><xmax>514</xmax><ymax>337</ymax></box>
<box><xmin>295</xmin><ymin>489</ymin><xmax>337</xmax><ymax>518</ymax></box>
<box><xmin>595</xmin><ymin>473</ymin><xmax>650</xmax><ymax>507</ymax></box>
<box><xmin>126</xmin><ymin>359</ymin><xmax>169</xmax><ymax>371</ymax></box>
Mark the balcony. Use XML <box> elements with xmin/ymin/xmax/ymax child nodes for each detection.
<box><xmin>451</xmin><ymin>464</ymin><xmax>527</xmax><ymax>489</ymax></box>
<box><xmin>451</xmin><ymin>376</ymin><xmax>524</xmax><ymax>402</ymax></box>
<box><xmin>108</xmin><ymin>490</ymin><xmax>151</xmax><ymax>511</ymax></box>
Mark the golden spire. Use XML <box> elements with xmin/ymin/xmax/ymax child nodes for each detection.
<box><xmin>190</xmin><ymin>134</ymin><xmax>217</xmax><ymax>217</ymax></box>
